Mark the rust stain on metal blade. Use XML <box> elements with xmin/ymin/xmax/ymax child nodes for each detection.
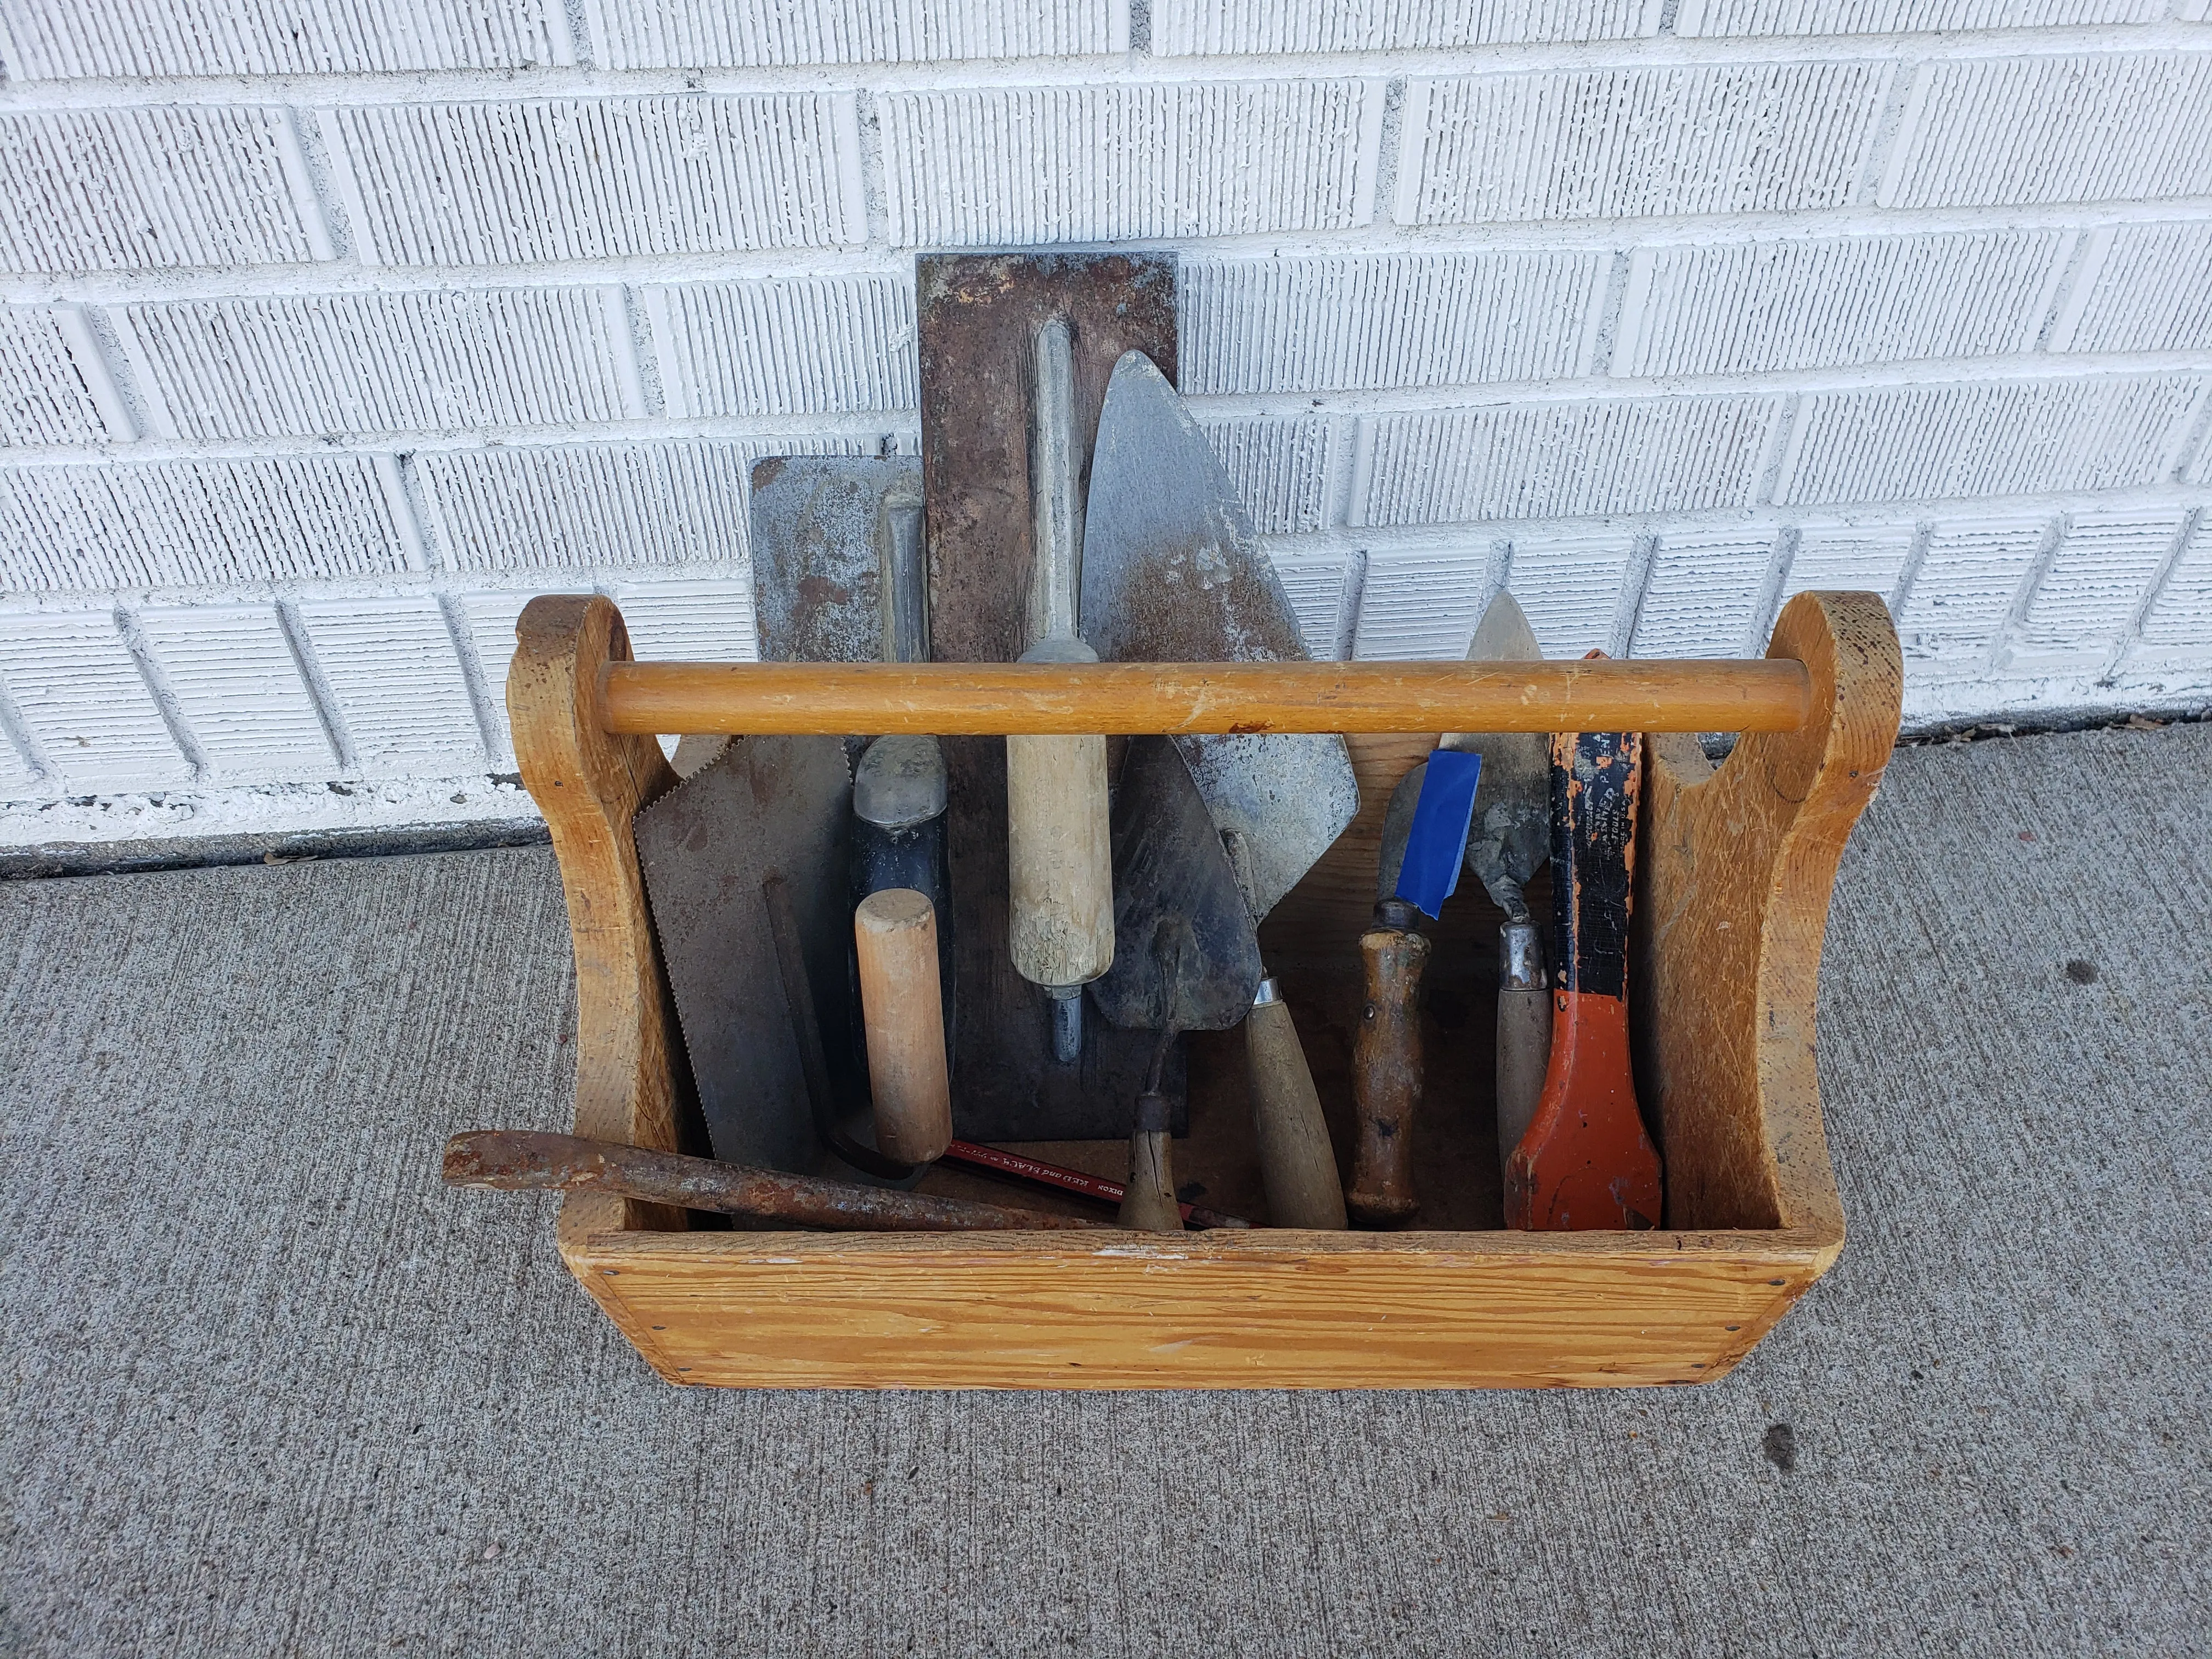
<box><xmin>751</xmin><ymin>455</ymin><xmax>923</xmax><ymax>665</ymax></box>
<box><xmin>1447</xmin><ymin>592</ymin><xmax>1551</xmax><ymax>921</ymax></box>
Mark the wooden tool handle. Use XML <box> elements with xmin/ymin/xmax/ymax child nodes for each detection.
<box><xmin>599</xmin><ymin>657</ymin><xmax>1813</xmax><ymax>737</ymax></box>
<box><xmin>443</xmin><ymin>1131</ymin><xmax>1109</xmax><ymax>1232</ymax></box>
<box><xmin>1116</xmin><ymin>1092</ymin><xmax>1185</xmax><ymax>1232</ymax></box>
<box><xmin>1006</xmin><ymin>722</ymin><xmax>1113</xmax><ymax>990</ymax></box>
<box><xmin>1245</xmin><ymin>991</ymin><xmax>1348</xmax><ymax>1229</ymax></box>
<box><xmin>1504</xmin><ymin>730</ymin><xmax>1663</xmax><ymax>1230</ymax></box>
<box><xmin>855</xmin><ymin>889</ymin><xmax>953</xmax><ymax>1164</ymax></box>
<box><xmin>1495</xmin><ymin>983</ymin><xmax>1552</xmax><ymax>1173</ymax></box>
<box><xmin>1494</xmin><ymin>920</ymin><xmax>1551</xmax><ymax>1178</ymax></box>
<box><xmin>1347</xmin><ymin>926</ymin><xmax>1431</xmax><ymax>1226</ymax></box>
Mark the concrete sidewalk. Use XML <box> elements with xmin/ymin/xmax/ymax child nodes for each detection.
<box><xmin>3</xmin><ymin>724</ymin><xmax>2208</xmax><ymax>1657</ymax></box>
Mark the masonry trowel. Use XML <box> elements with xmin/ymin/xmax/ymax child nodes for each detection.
<box><xmin>1081</xmin><ymin>351</ymin><xmax>1358</xmax><ymax>1229</ymax></box>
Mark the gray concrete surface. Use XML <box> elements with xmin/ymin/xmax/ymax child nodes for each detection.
<box><xmin>3</xmin><ymin>724</ymin><xmax>2208</xmax><ymax>1657</ymax></box>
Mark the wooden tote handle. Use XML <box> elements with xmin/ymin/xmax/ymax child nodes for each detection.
<box><xmin>1347</xmin><ymin>924</ymin><xmax>1431</xmax><ymax>1226</ymax></box>
<box><xmin>1244</xmin><ymin>984</ymin><xmax>1348</xmax><ymax>1229</ymax></box>
<box><xmin>599</xmin><ymin>658</ymin><xmax>1810</xmax><ymax>737</ymax></box>
<box><xmin>855</xmin><ymin>889</ymin><xmax>954</xmax><ymax>1164</ymax></box>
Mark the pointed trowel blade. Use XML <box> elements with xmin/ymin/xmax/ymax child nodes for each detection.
<box><xmin>1080</xmin><ymin>350</ymin><xmax>1358</xmax><ymax>924</ymax></box>
<box><xmin>1444</xmin><ymin>591</ymin><xmax>1550</xmax><ymax>921</ymax></box>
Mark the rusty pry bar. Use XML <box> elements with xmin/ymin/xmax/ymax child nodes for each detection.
<box><xmin>1503</xmin><ymin>711</ymin><xmax>1664</xmax><ymax>1231</ymax></box>
<box><xmin>443</xmin><ymin>1131</ymin><xmax>1111</xmax><ymax>1232</ymax></box>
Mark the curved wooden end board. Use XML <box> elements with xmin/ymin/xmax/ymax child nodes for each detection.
<box><xmin>506</xmin><ymin>596</ymin><xmax>690</xmax><ymax>1246</ymax></box>
<box><xmin>1634</xmin><ymin>590</ymin><xmax>1903</xmax><ymax>1244</ymax></box>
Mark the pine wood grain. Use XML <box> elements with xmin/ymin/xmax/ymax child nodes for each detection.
<box><xmin>598</xmin><ymin>658</ymin><xmax>1813</xmax><ymax>738</ymax></box>
<box><xmin>1634</xmin><ymin>590</ymin><xmax>1902</xmax><ymax>1235</ymax></box>
<box><xmin>514</xmin><ymin>591</ymin><xmax>1898</xmax><ymax>1391</ymax></box>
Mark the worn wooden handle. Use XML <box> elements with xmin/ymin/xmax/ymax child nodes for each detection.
<box><xmin>1116</xmin><ymin>1093</ymin><xmax>1185</xmax><ymax>1233</ymax></box>
<box><xmin>1245</xmin><ymin>994</ymin><xmax>1348</xmax><ymax>1229</ymax></box>
<box><xmin>443</xmin><ymin>1131</ymin><xmax>1108</xmax><ymax>1232</ymax></box>
<box><xmin>1348</xmin><ymin>927</ymin><xmax>1431</xmax><ymax>1226</ymax></box>
<box><xmin>1006</xmin><ymin>728</ymin><xmax>1114</xmax><ymax>989</ymax></box>
<box><xmin>598</xmin><ymin>658</ymin><xmax>1812</xmax><ymax>736</ymax></box>
<box><xmin>855</xmin><ymin>889</ymin><xmax>953</xmax><ymax>1164</ymax></box>
<box><xmin>1495</xmin><ymin>984</ymin><xmax>1552</xmax><ymax>1175</ymax></box>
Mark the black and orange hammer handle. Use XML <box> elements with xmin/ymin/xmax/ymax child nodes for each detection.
<box><xmin>1503</xmin><ymin>727</ymin><xmax>1663</xmax><ymax>1230</ymax></box>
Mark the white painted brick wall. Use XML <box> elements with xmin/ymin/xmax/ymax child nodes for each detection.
<box><xmin>879</xmin><ymin>81</ymin><xmax>1381</xmax><ymax>245</ymax></box>
<box><xmin>2056</xmin><ymin>223</ymin><xmax>2212</xmax><ymax>354</ymax></box>
<box><xmin>1893</xmin><ymin>515</ymin><xmax>2048</xmax><ymax>664</ymax></box>
<box><xmin>2</xmin><ymin>10</ymin><xmax>2209</xmax><ymax>826</ymax></box>
<box><xmin>123</xmin><ymin>287</ymin><xmax>643</xmax><ymax>438</ymax></box>
<box><xmin>325</xmin><ymin>95</ymin><xmax>866</xmax><ymax>264</ymax></box>
<box><xmin>1357</xmin><ymin>396</ymin><xmax>1776</xmax><ymax>526</ymax></box>
<box><xmin>0</xmin><ymin>105</ymin><xmax>324</xmax><ymax>274</ymax></box>
<box><xmin>0</xmin><ymin>303</ymin><xmax>109</xmax><ymax>444</ymax></box>
<box><xmin>1631</xmin><ymin>531</ymin><xmax>1780</xmax><ymax>658</ymax></box>
<box><xmin>1398</xmin><ymin>64</ymin><xmax>1888</xmax><ymax>225</ymax></box>
<box><xmin>134</xmin><ymin>603</ymin><xmax>334</xmax><ymax>782</ymax></box>
<box><xmin>0</xmin><ymin>455</ymin><xmax>414</xmax><ymax>589</ymax></box>
<box><xmin>1612</xmin><ymin>231</ymin><xmax>2066</xmax><ymax>376</ymax></box>
<box><xmin>296</xmin><ymin>594</ymin><xmax>484</xmax><ymax>774</ymax></box>
<box><xmin>1677</xmin><ymin>1</ymin><xmax>2170</xmax><ymax>32</ymax></box>
<box><xmin>2134</xmin><ymin>512</ymin><xmax>2211</xmax><ymax>667</ymax></box>
<box><xmin>581</xmin><ymin>0</ymin><xmax>1115</xmax><ymax>67</ymax></box>
<box><xmin>0</xmin><ymin>1</ymin><xmax>568</xmax><ymax>77</ymax></box>
<box><xmin>1179</xmin><ymin>252</ymin><xmax>1606</xmax><ymax>393</ymax></box>
<box><xmin>1776</xmin><ymin>375</ymin><xmax>2208</xmax><ymax>504</ymax></box>
<box><xmin>1154</xmin><ymin>0</ymin><xmax>1658</xmax><ymax>53</ymax></box>
<box><xmin>646</xmin><ymin>275</ymin><xmax>915</xmax><ymax>417</ymax></box>
<box><xmin>0</xmin><ymin>608</ymin><xmax>188</xmax><ymax>791</ymax></box>
<box><xmin>1881</xmin><ymin>54</ymin><xmax>2212</xmax><ymax>210</ymax></box>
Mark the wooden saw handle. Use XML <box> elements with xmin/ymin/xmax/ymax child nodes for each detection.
<box><xmin>1244</xmin><ymin>988</ymin><xmax>1348</xmax><ymax>1229</ymax></box>
<box><xmin>855</xmin><ymin>889</ymin><xmax>953</xmax><ymax>1164</ymax></box>
<box><xmin>1347</xmin><ymin>924</ymin><xmax>1430</xmax><ymax>1226</ymax></box>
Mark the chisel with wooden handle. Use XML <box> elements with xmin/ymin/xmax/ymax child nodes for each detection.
<box><xmin>443</xmin><ymin>1131</ymin><xmax>1110</xmax><ymax>1232</ymax></box>
<box><xmin>1503</xmin><ymin>714</ymin><xmax>1663</xmax><ymax>1230</ymax></box>
<box><xmin>1243</xmin><ymin>977</ymin><xmax>1348</xmax><ymax>1228</ymax></box>
<box><xmin>1347</xmin><ymin>766</ymin><xmax>1432</xmax><ymax>1226</ymax></box>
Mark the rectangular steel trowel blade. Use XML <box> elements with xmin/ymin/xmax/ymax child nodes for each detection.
<box><xmin>1079</xmin><ymin>351</ymin><xmax>1359</xmax><ymax>926</ymax></box>
<box><xmin>633</xmin><ymin>735</ymin><xmax>856</xmax><ymax>1175</ymax></box>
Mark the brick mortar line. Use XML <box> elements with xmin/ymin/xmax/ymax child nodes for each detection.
<box><xmin>2</xmin><ymin>26</ymin><xmax>2210</xmax><ymax>108</ymax></box>
<box><xmin>13</xmin><ymin>205</ymin><xmax>2212</xmax><ymax>308</ymax></box>
<box><xmin>5</xmin><ymin>488</ymin><xmax>2205</xmax><ymax>618</ymax></box>
<box><xmin>7</xmin><ymin>356</ymin><xmax>2212</xmax><ymax>467</ymax></box>
<box><xmin>12</xmin><ymin>202</ymin><xmax>2212</xmax><ymax>306</ymax></box>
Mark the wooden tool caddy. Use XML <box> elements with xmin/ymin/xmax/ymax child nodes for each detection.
<box><xmin>507</xmin><ymin>588</ymin><xmax>1901</xmax><ymax>1390</ymax></box>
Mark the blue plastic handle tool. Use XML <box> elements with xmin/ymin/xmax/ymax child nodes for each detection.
<box><xmin>1393</xmin><ymin>749</ymin><xmax>1483</xmax><ymax>920</ymax></box>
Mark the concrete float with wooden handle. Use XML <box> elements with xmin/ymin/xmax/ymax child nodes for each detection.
<box><xmin>500</xmin><ymin>588</ymin><xmax>1899</xmax><ymax>1391</ymax></box>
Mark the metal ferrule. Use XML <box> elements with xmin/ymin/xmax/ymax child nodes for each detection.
<box><xmin>1499</xmin><ymin>920</ymin><xmax>1546</xmax><ymax>992</ymax></box>
<box><xmin>1047</xmin><ymin>984</ymin><xmax>1084</xmax><ymax>1064</ymax></box>
<box><xmin>1252</xmin><ymin>975</ymin><xmax>1280</xmax><ymax>1008</ymax></box>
